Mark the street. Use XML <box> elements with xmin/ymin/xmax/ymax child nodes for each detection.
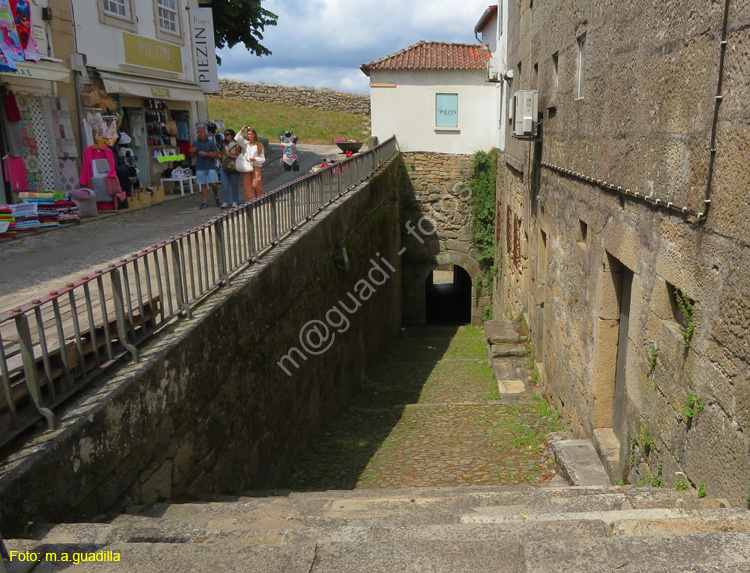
<box><xmin>0</xmin><ymin>143</ymin><xmax>343</xmax><ymax>310</ymax></box>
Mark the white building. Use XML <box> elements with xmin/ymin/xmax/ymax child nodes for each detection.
<box><xmin>361</xmin><ymin>41</ymin><xmax>496</xmax><ymax>154</ymax></box>
<box><xmin>474</xmin><ymin>1</ymin><xmax>508</xmax><ymax>151</ymax></box>
<box><xmin>71</xmin><ymin>0</ymin><xmax>218</xmax><ymax>185</ymax></box>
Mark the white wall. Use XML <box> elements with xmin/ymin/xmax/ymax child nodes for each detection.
<box><xmin>478</xmin><ymin>1</ymin><xmax>508</xmax><ymax>151</ymax></box>
<box><xmin>72</xmin><ymin>0</ymin><xmax>198</xmax><ymax>83</ymax></box>
<box><xmin>369</xmin><ymin>69</ymin><xmax>497</xmax><ymax>154</ymax></box>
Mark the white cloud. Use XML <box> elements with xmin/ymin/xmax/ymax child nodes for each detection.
<box><xmin>217</xmin><ymin>0</ymin><xmax>491</xmax><ymax>94</ymax></box>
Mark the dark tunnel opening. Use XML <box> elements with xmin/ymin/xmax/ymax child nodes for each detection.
<box><xmin>424</xmin><ymin>264</ymin><xmax>473</xmax><ymax>325</ymax></box>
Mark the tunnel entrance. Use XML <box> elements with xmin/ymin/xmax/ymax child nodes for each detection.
<box><xmin>425</xmin><ymin>264</ymin><xmax>473</xmax><ymax>325</ymax></box>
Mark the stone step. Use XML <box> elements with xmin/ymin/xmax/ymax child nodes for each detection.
<box><xmin>484</xmin><ymin>319</ymin><xmax>528</xmax><ymax>345</ymax></box>
<box><xmin>523</xmin><ymin>532</ymin><xmax>750</xmax><ymax>572</ymax></box>
<box><xmin>611</xmin><ymin>508</ymin><xmax>750</xmax><ymax>536</ymax></box>
<box><xmin>490</xmin><ymin>357</ymin><xmax>529</xmax><ymax>395</ymax></box>
<box><xmin>22</xmin><ymin>539</ymin><xmax>530</xmax><ymax>573</ymax></box>
<box><xmin>101</xmin><ymin>493</ymin><xmax>727</xmax><ymax>542</ymax></box>
<box><xmin>551</xmin><ymin>439</ymin><xmax>612</xmax><ymax>486</ymax></box>
<box><xmin>461</xmin><ymin>506</ymin><xmax>739</xmax><ymax>525</ymax></box>
<box><xmin>36</xmin><ymin>515</ymin><xmax>610</xmax><ymax>546</ymax></box>
<box><xmin>41</xmin><ymin>507</ymin><xmax>750</xmax><ymax>548</ymax></box>
<box><xmin>490</xmin><ymin>344</ymin><xmax>527</xmax><ymax>358</ymax></box>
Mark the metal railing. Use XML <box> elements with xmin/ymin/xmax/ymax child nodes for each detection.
<box><xmin>0</xmin><ymin>137</ymin><xmax>398</xmax><ymax>448</ymax></box>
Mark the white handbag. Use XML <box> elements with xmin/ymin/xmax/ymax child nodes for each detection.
<box><xmin>235</xmin><ymin>153</ymin><xmax>253</xmax><ymax>172</ymax></box>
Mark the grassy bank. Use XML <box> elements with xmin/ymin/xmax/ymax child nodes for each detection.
<box><xmin>207</xmin><ymin>96</ymin><xmax>370</xmax><ymax>145</ymax></box>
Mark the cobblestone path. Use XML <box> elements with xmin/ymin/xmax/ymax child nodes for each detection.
<box><xmin>284</xmin><ymin>325</ymin><xmax>564</xmax><ymax>490</ymax></box>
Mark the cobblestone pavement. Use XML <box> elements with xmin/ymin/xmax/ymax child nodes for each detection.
<box><xmin>0</xmin><ymin>144</ymin><xmax>342</xmax><ymax>308</ymax></box>
<box><xmin>284</xmin><ymin>325</ymin><xmax>564</xmax><ymax>490</ymax></box>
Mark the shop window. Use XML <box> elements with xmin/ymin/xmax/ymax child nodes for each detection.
<box><xmin>157</xmin><ymin>0</ymin><xmax>180</xmax><ymax>35</ymax></box>
<box><xmin>435</xmin><ymin>93</ymin><xmax>458</xmax><ymax>128</ymax></box>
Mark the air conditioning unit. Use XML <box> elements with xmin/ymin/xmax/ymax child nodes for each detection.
<box><xmin>486</xmin><ymin>57</ymin><xmax>501</xmax><ymax>82</ymax></box>
<box><xmin>512</xmin><ymin>90</ymin><xmax>538</xmax><ymax>137</ymax></box>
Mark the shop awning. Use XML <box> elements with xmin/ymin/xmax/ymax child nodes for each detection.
<box><xmin>0</xmin><ymin>59</ymin><xmax>71</xmax><ymax>83</ymax></box>
<box><xmin>98</xmin><ymin>72</ymin><xmax>206</xmax><ymax>103</ymax></box>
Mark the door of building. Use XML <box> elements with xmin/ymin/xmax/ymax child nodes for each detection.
<box><xmin>613</xmin><ymin>266</ymin><xmax>633</xmax><ymax>442</ymax></box>
<box><xmin>124</xmin><ymin>108</ymin><xmax>150</xmax><ymax>187</ymax></box>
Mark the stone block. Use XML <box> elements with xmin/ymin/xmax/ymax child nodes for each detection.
<box><xmin>491</xmin><ymin>344</ymin><xmax>527</xmax><ymax>358</ymax></box>
<box><xmin>592</xmin><ymin>317</ymin><xmax>619</xmax><ymax>428</ymax></box>
<box><xmin>484</xmin><ymin>320</ymin><xmax>525</xmax><ymax>344</ymax></box>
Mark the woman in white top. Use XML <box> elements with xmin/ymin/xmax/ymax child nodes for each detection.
<box><xmin>235</xmin><ymin>125</ymin><xmax>266</xmax><ymax>201</ymax></box>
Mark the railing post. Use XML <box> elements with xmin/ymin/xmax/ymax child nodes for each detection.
<box><xmin>15</xmin><ymin>313</ymin><xmax>58</xmax><ymax>430</ymax></box>
<box><xmin>170</xmin><ymin>241</ymin><xmax>191</xmax><ymax>318</ymax></box>
<box><xmin>270</xmin><ymin>194</ymin><xmax>279</xmax><ymax>243</ymax></box>
<box><xmin>214</xmin><ymin>217</ymin><xmax>229</xmax><ymax>284</ymax></box>
<box><xmin>111</xmin><ymin>269</ymin><xmax>139</xmax><ymax>363</ymax></box>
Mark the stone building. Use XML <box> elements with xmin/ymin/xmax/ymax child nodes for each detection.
<box><xmin>494</xmin><ymin>0</ymin><xmax>750</xmax><ymax>505</ymax></box>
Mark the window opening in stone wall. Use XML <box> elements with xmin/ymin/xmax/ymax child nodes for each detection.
<box><xmin>513</xmin><ymin>215</ymin><xmax>520</xmax><ymax>269</ymax></box>
<box><xmin>104</xmin><ymin>0</ymin><xmax>131</xmax><ymax>19</ymax></box>
<box><xmin>533</xmin><ymin>62</ymin><xmax>538</xmax><ymax>89</ymax></box>
<box><xmin>496</xmin><ymin>201</ymin><xmax>501</xmax><ymax>245</ymax></box>
<box><xmin>577</xmin><ymin>219</ymin><xmax>588</xmax><ymax>247</ymax></box>
<box><xmin>577</xmin><ymin>34</ymin><xmax>586</xmax><ymax>99</ymax></box>
<box><xmin>506</xmin><ymin>205</ymin><xmax>512</xmax><ymax>255</ymax></box>
<box><xmin>552</xmin><ymin>52</ymin><xmax>559</xmax><ymax>99</ymax></box>
<box><xmin>666</xmin><ymin>282</ymin><xmax>695</xmax><ymax>347</ymax></box>
<box><xmin>538</xmin><ymin>229</ymin><xmax>547</xmax><ymax>287</ymax></box>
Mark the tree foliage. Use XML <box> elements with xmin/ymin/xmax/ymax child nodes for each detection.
<box><xmin>209</xmin><ymin>0</ymin><xmax>278</xmax><ymax>59</ymax></box>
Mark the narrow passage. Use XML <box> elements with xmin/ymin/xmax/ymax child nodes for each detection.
<box><xmin>284</xmin><ymin>325</ymin><xmax>564</xmax><ymax>490</ymax></box>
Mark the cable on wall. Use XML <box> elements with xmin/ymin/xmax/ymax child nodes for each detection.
<box><xmin>540</xmin><ymin>161</ymin><xmax>705</xmax><ymax>222</ymax></box>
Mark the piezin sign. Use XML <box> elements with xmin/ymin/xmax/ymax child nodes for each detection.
<box><xmin>191</xmin><ymin>8</ymin><xmax>219</xmax><ymax>93</ymax></box>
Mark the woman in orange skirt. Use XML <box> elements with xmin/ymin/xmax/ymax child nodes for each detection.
<box><xmin>235</xmin><ymin>126</ymin><xmax>265</xmax><ymax>202</ymax></box>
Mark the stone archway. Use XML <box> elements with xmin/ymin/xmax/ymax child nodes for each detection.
<box><xmin>403</xmin><ymin>249</ymin><xmax>483</xmax><ymax>326</ymax></box>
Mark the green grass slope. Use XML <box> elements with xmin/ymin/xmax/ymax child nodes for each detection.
<box><xmin>208</xmin><ymin>96</ymin><xmax>371</xmax><ymax>145</ymax></box>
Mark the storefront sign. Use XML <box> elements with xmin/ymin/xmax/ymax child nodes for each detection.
<box><xmin>0</xmin><ymin>59</ymin><xmax>71</xmax><ymax>82</ymax></box>
<box><xmin>122</xmin><ymin>32</ymin><xmax>183</xmax><ymax>73</ymax></box>
<box><xmin>151</xmin><ymin>86</ymin><xmax>171</xmax><ymax>98</ymax></box>
<box><xmin>191</xmin><ymin>8</ymin><xmax>219</xmax><ymax>93</ymax></box>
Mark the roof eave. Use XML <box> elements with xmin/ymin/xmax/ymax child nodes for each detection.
<box><xmin>474</xmin><ymin>5</ymin><xmax>498</xmax><ymax>34</ymax></box>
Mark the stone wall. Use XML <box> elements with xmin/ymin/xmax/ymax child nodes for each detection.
<box><xmin>219</xmin><ymin>79</ymin><xmax>371</xmax><ymax>116</ymax></box>
<box><xmin>400</xmin><ymin>152</ymin><xmax>487</xmax><ymax>325</ymax></box>
<box><xmin>496</xmin><ymin>0</ymin><xmax>750</xmax><ymax>505</ymax></box>
<box><xmin>0</xmin><ymin>157</ymin><xmax>408</xmax><ymax>537</ymax></box>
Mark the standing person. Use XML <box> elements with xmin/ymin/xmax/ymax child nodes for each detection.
<box><xmin>235</xmin><ymin>125</ymin><xmax>265</xmax><ymax>202</ymax></box>
<box><xmin>190</xmin><ymin>123</ymin><xmax>220</xmax><ymax>209</ymax></box>
<box><xmin>220</xmin><ymin>128</ymin><xmax>241</xmax><ymax>208</ymax></box>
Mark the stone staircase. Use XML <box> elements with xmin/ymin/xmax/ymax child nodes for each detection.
<box><xmin>485</xmin><ymin>319</ymin><xmax>530</xmax><ymax>397</ymax></box>
<box><xmin>6</xmin><ymin>485</ymin><xmax>750</xmax><ymax>572</ymax></box>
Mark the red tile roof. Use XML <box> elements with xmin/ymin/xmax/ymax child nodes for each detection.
<box><xmin>360</xmin><ymin>41</ymin><xmax>491</xmax><ymax>76</ymax></box>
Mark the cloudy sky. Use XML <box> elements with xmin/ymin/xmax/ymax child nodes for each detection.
<box><xmin>217</xmin><ymin>0</ymin><xmax>493</xmax><ymax>94</ymax></box>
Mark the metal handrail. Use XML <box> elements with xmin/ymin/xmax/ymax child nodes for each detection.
<box><xmin>0</xmin><ymin>137</ymin><xmax>398</xmax><ymax>448</ymax></box>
